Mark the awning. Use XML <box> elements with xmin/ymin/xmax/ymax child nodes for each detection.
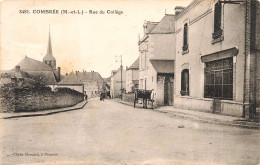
<box><xmin>201</xmin><ymin>47</ymin><xmax>238</xmax><ymax>63</ymax></box>
<box><xmin>150</xmin><ymin>59</ymin><xmax>174</xmax><ymax>74</ymax></box>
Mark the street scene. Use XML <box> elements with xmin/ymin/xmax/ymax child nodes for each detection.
<box><xmin>1</xmin><ymin>0</ymin><xmax>260</xmax><ymax>164</ymax></box>
<box><xmin>1</xmin><ymin>98</ymin><xmax>260</xmax><ymax>165</ymax></box>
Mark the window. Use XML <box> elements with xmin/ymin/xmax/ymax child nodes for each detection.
<box><xmin>182</xmin><ymin>23</ymin><xmax>188</xmax><ymax>53</ymax></box>
<box><xmin>204</xmin><ymin>58</ymin><xmax>233</xmax><ymax>100</ymax></box>
<box><xmin>212</xmin><ymin>2</ymin><xmax>223</xmax><ymax>40</ymax></box>
<box><xmin>181</xmin><ymin>69</ymin><xmax>189</xmax><ymax>96</ymax></box>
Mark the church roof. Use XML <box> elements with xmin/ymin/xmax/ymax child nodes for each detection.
<box><xmin>26</xmin><ymin>71</ymin><xmax>57</xmax><ymax>85</ymax></box>
<box><xmin>43</xmin><ymin>29</ymin><xmax>56</xmax><ymax>61</ymax></box>
<box><xmin>16</xmin><ymin>56</ymin><xmax>53</xmax><ymax>71</ymax></box>
<box><xmin>13</xmin><ymin>56</ymin><xmax>57</xmax><ymax>85</ymax></box>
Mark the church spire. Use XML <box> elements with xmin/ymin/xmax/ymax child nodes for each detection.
<box><xmin>43</xmin><ymin>25</ymin><xmax>56</xmax><ymax>69</ymax></box>
<box><xmin>47</xmin><ymin>24</ymin><xmax>52</xmax><ymax>56</ymax></box>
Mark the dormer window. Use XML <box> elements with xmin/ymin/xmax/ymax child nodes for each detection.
<box><xmin>212</xmin><ymin>2</ymin><xmax>223</xmax><ymax>42</ymax></box>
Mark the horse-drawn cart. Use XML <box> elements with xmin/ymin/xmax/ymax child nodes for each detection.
<box><xmin>134</xmin><ymin>89</ymin><xmax>154</xmax><ymax>109</ymax></box>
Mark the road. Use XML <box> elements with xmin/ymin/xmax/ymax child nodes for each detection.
<box><xmin>1</xmin><ymin>98</ymin><xmax>260</xmax><ymax>165</ymax></box>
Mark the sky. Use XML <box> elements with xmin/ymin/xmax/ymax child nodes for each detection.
<box><xmin>0</xmin><ymin>0</ymin><xmax>192</xmax><ymax>78</ymax></box>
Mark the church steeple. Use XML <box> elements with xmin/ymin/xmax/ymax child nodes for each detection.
<box><xmin>43</xmin><ymin>25</ymin><xmax>56</xmax><ymax>69</ymax></box>
<box><xmin>47</xmin><ymin>25</ymin><xmax>52</xmax><ymax>56</ymax></box>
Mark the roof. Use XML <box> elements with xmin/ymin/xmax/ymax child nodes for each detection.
<box><xmin>150</xmin><ymin>15</ymin><xmax>175</xmax><ymax>34</ymax></box>
<box><xmin>139</xmin><ymin>21</ymin><xmax>159</xmax><ymax>43</ymax></box>
<box><xmin>16</xmin><ymin>56</ymin><xmax>53</xmax><ymax>71</ymax></box>
<box><xmin>58</xmin><ymin>72</ymin><xmax>83</xmax><ymax>85</ymax></box>
<box><xmin>150</xmin><ymin>59</ymin><xmax>174</xmax><ymax>74</ymax></box>
<box><xmin>26</xmin><ymin>71</ymin><xmax>57</xmax><ymax>85</ymax></box>
<box><xmin>58</xmin><ymin>71</ymin><xmax>103</xmax><ymax>85</ymax></box>
<box><xmin>128</xmin><ymin>57</ymin><xmax>139</xmax><ymax>70</ymax></box>
<box><xmin>0</xmin><ymin>70</ymin><xmax>30</xmax><ymax>79</ymax></box>
<box><xmin>0</xmin><ymin>70</ymin><xmax>56</xmax><ymax>86</ymax></box>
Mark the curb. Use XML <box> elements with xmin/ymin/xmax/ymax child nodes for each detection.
<box><xmin>1</xmin><ymin>101</ymin><xmax>88</xmax><ymax>119</ymax></box>
<box><xmin>114</xmin><ymin>99</ymin><xmax>260</xmax><ymax>129</ymax></box>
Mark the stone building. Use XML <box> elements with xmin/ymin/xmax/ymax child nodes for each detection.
<box><xmin>110</xmin><ymin>68</ymin><xmax>126</xmax><ymax>98</ymax></box>
<box><xmin>138</xmin><ymin>14</ymin><xmax>175</xmax><ymax>106</ymax></box>
<box><xmin>174</xmin><ymin>0</ymin><xmax>260</xmax><ymax>118</ymax></box>
<box><xmin>57</xmin><ymin>71</ymin><xmax>104</xmax><ymax>98</ymax></box>
<box><xmin>126</xmin><ymin>57</ymin><xmax>139</xmax><ymax>93</ymax></box>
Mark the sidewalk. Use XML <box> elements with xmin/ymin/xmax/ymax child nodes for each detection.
<box><xmin>114</xmin><ymin>99</ymin><xmax>260</xmax><ymax>129</ymax></box>
<box><xmin>0</xmin><ymin>100</ymin><xmax>88</xmax><ymax>119</ymax></box>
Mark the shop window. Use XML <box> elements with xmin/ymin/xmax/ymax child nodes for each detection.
<box><xmin>204</xmin><ymin>58</ymin><xmax>233</xmax><ymax>100</ymax></box>
<box><xmin>181</xmin><ymin>69</ymin><xmax>189</xmax><ymax>96</ymax></box>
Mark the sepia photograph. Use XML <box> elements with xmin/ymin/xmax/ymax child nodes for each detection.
<box><xmin>0</xmin><ymin>0</ymin><xmax>260</xmax><ymax>164</ymax></box>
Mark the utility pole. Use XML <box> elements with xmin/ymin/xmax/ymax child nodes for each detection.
<box><xmin>120</xmin><ymin>55</ymin><xmax>123</xmax><ymax>100</ymax></box>
<box><xmin>116</xmin><ymin>55</ymin><xmax>123</xmax><ymax>100</ymax></box>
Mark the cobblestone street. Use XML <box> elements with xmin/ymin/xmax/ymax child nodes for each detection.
<box><xmin>1</xmin><ymin>98</ymin><xmax>260</xmax><ymax>165</ymax></box>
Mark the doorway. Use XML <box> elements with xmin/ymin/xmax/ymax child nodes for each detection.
<box><xmin>164</xmin><ymin>75</ymin><xmax>174</xmax><ymax>105</ymax></box>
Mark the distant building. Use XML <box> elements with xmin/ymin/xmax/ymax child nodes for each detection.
<box><xmin>110</xmin><ymin>68</ymin><xmax>126</xmax><ymax>98</ymax></box>
<box><xmin>57</xmin><ymin>71</ymin><xmax>104</xmax><ymax>97</ymax></box>
<box><xmin>138</xmin><ymin>14</ymin><xmax>175</xmax><ymax>106</ymax></box>
<box><xmin>126</xmin><ymin>57</ymin><xmax>139</xmax><ymax>93</ymax></box>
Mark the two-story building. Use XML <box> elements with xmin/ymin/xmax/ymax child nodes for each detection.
<box><xmin>174</xmin><ymin>0</ymin><xmax>260</xmax><ymax>118</ymax></box>
<box><xmin>138</xmin><ymin>14</ymin><xmax>175</xmax><ymax>106</ymax></box>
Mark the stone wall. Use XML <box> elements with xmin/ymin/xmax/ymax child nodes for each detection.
<box><xmin>0</xmin><ymin>84</ymin><xmax>84</xmax><ymax>113</ymax></box>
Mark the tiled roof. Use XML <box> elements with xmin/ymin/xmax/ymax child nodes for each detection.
<box><xmin>128</xmin><ymin>57</ymin><xmax>139</xmax><ymax>70</ymax></box>
<box><xmin>150</xmin><ymin>15</ymin><xmax>175</xmax><ymax>34</ymax></box>
<box><xmin>150</xmin><ymin>59</ymin><xmax>174</xmax><ymax>74</ymax></box>
<box><xmin>0</xmin><ymin>70</ymin><xmax>30</xmax><ymax>79</ymax></box>
<box><xmin>58</xmin><ymin>72</ymin><xmax>83</xmax><ymax>85</ymax></box>
<box><xmin>16</xmin><ymin>56</ymin><xmax>53</xmax><ymax>71</ymax></box>
<box><xmin>58</xmin><ymin>71</ymin><xmax>103</xmax><ymax>85</ymax></box>
<box><xmin>27</xmin><ymin>71</ymin><xmax>57</xmax><ymax>85</ymax></box>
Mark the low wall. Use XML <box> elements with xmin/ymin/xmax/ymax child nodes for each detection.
<box><xmin>174</xmin><ymin>96</ymin><xmax>244</xmax><ymax>117</ymax></box>
<box><xmin>0</xmin><ymin>84</ymin><xmax>84</xmax><ymax>112</ymax></box>
<box><xmin>174</xmin><ymin>96</ymin><xmax>213</xmax><ymax>113</ymax></box>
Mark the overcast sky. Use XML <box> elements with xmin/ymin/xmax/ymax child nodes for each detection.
<box><xmin>0</xmin><ymin>0</ymin><xmax>192</xmax><ymax>78</ymax></box>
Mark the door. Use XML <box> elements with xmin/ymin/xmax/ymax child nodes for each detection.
<box><xmin>164</xmin><ymin>76</ymin><xmax>174</xmax><ymax>105</ymax></box>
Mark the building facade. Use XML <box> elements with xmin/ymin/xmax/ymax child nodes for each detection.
<box><xmin>57</xmin><ymin>71</ymin><xmax>104</xmax><ymax>98</ymax></box>
<box><xmin>110</xmin><ymin>68</ymin><xmax>126</xmax><ymax>98</ymax></box>
<box><xmin>138</xmin><ymin>15</ymin><xmax>175</xmax><ymax>106</ymax></box>
<box><xmin>126</xmin><ymin>57</ymin><xmax>139</xmax><ymax>93</ymax></box>
<box><xmin>174</xmin><ymin>0</ymin><xmax>260</xmax><ymax>118</ymax></box>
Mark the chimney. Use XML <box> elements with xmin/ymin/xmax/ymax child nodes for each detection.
<box><xmin>175</xmin><ymin>6</ymin><xmax>185</xmax><ymax>15</ymax></box>
<box><xmin>15</xmin><ymin>65</ymin><xmax>20</xmax><ymax>72</ymax></box>
<box><xmin>57</xmin><ymin>67</ymin><xmax>61</xmax><ymax>82</ymax></box>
